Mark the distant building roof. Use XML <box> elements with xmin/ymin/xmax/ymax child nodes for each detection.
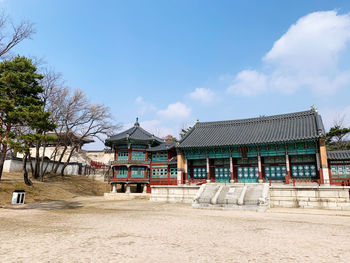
<box><xmin>105</xmin><ymin>118</ymin><xmax>164</xmax><ymax>146</ymax></box>
<box><xmin>167</xmin><ymin>156</ymin><xmax>177</xmax><ymax>165</ymax></box>
<box><xmin>327</xmin><ymin>150</ymin><xmax>350</xmax><ymax>160</ymax></box>
<box><xmin>46</xmin><ymin>131</ymin><xmax>94</xmax><ymax>145</ymax></box>
<box><xmin>179</xmin><ymin>110</ymin><xmax>325</xmax><ymax>149</ymax></box>
<box><xmin>148</xmin><ymin>142</ymin><xmax>176</xmax><ymax>152</ymax></box>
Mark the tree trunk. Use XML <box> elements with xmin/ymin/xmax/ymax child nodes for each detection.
<box><xmin>60</xmin><ymin>145</ymin><xmax>77</xmax><ymax>178</ymax></box>
<box><xmin>49</xmin><ymin>147</ymin><xmax>58</xmax><ymax>172</ymax></box>
<box><xmin>0</xmin><ymin>152</ymin><xmax>5</xmax><ymax>182</ymax></box>
<box><xmin>53</xmin><ymin>145</ymin><xmax>67</xmax><ymax>173</ymax></box>
<box><xmin>40</xmin><ymin>139</ymin><xmax>47</xmax><ymax>182</ymax></box>
<box><xmin>33</xmin><ymin>141</ymin><xmax>41</xmax><ymax>179</ymax></box>
<box><xmin>28</xmin><ymin>151</ymin><xmax>34</xmax><ymax>177</ymax></box>
<box><xmin>0</xmin><ymin>144</ymin><xmax>8</xmax><ymax>182</ymax></box>
<box><xmin>23</xmin><ymin>153</ymin><xmax>33</xmax><ymax>186</ymax></box>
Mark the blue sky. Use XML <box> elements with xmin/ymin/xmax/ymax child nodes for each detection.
<box><xmin>2</xmin><ymin>0</ymin><xmax>350</xmax><ymax>149</ymax></box>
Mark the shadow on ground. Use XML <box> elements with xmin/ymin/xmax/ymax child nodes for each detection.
<box><xmin>4</xmin><ymin>200</ymin><xmax>84</xmax><ymax>210</ymax></box>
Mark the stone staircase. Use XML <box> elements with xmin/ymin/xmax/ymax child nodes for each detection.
<box><xmin>192</xmin><ymin>183</ymin><xmax>270</xmax><ymax>211</ymax></box>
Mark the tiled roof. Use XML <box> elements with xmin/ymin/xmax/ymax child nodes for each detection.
<box><xmin>148</xmin><ymin>142</ymin><xmax>176</xmax><ymax>152</ymax></box>
<box><xmin>327</xmin><ymin>150</ymin><xmax>350</xmax><ymax>160</ymax></box>
<box><xmin>105</xmin><ymin>118</ymin><xmax>163</xmax><ymax>146</ymax></box>
<box><xmin>179</xmin><ymin>110</ymin><xmax>325</xmax><ymax>148</ymax></box>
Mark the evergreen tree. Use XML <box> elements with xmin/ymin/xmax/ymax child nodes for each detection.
<box><xmin>0</xmin><ymin>56</ymin><xmax>55</xmax><ymax>182</ymax></box>
<box><xmin>326</xmin><ymin>125</ymin><xmax>350</xmax><ymax>150</ymax></box>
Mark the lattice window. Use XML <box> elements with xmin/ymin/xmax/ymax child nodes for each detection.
<box><xmin>118</xmin><ymin>151</ymin><xmax>129</xmax><ymax>161</ymax></box>
<box><xmin>192</xmin><ymin>167</ymin><xmax>207</xmax><ymax>179</ymax></box>
<box><xmin>132</xmin><ymin>151</ymin><xmax>145</xmax><ymax>161</ymax></box>
<box><xmin>330</xmin><ymin>165</ymin><xmax>350</xmax><ymax>178</ymax></box>
<box><xmin>170</xmin><ymin>168</ymin><xmax>177</xmax><ymax>178</ymax></box>
<box><xmin>116</xmin><ymin>167</ymin><xmax>128</xmax><ymax>178</ymax></box>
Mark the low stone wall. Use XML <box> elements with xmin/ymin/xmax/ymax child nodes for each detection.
<box><xmin>150</xmin><ymin>185</ymin><xmax>200</xmax><ymax>203</ymax></box>
<box><xmin>270</xmin><ymin>185</ymin><xmax>350</xmax><ymax>210</ymax></box>
<box><xmin>104</xmin><ymin>193</ymin><xmax>150</xmax><ymax>201</ymax></box>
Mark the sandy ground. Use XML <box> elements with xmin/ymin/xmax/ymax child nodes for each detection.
<box><xmin>1</xmin><ymin>198</ymin><xmax>350</xmax><ymax>263</ymax></box>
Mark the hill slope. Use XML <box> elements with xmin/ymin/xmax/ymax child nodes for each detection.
<box><xmin>0</xmin><ymin>172</ymin><xmax>109</xmax><ymax>206</ymax></box>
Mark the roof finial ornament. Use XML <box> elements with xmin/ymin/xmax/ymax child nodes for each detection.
<box><xmin>135</xmin><ymin>117</ymin><xmax>140</xmax><ymax>127</ymax></box>
<box><xmin>311</xmin><ymin>105</ymin><xmax>318</xmax><ymax>112</ymax></box>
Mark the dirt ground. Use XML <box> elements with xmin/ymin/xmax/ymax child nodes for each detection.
<box><xmin>1</xmin><ymin>197</ymin><xmax>350</xmax><ymax>263</ymax></box>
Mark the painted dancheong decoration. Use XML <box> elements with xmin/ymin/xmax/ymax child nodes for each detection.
<box><xmin>105</xmin><ymin>110</ymin><xmax>350</xmax><ymax>193</ymax></box>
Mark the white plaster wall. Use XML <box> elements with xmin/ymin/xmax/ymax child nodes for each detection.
<box><xmin>4</xmin><ymin>159</ymin><xmax>80</xmax><ymax>175</ymax></box>
<box><xmin>17</xmin><ymin>148</ymin><xmax>114</xmax><ymax>166</ymax></box>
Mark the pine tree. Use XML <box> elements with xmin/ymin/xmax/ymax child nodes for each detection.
<box><xmin>0</xmin><ymin>56</ymin><xmax>55</xmax><ymax>182</ymax></box>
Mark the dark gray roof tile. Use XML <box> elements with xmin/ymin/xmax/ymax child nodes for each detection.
<box><xmin>105</xmin><ymin>119</ymin><xmax>164</xmax><ymax>146</ymax></box>
<box><xmin>327</xmin><ymin>150</ymin><xmax>350</xmax><ymax>160</ymax></box>
<box><xmin>179</xmin><ymin>110</ymin><xmax>325</xmax><ymax>148</ymax></box>
<box><xmin>148</xmin><ymin>142</ymin><xmax>176</xmax><ymax>152</ymax></box>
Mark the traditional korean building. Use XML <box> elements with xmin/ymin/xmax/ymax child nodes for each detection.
<box><xmin>105</xmin><ymin>118</ymin><xmax>177</xmax><ymax>193</ymax></box>
<box><xmin>327</xmin><ymin>150</ymin><xmax>350</xmax><ymax>185</ymax></box>
<box><xmin>177</xmin><ymin>110</ymin><xmax>330</xmax><ymax>185</ymax></box>
<box><xmin>106</xmin><ymin>110</ymin><xmax>350</xmax><ymax>193</ymax></box>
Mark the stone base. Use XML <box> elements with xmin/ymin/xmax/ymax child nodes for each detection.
<box><xmin>150</xmin><ymin>185</ymin><xmax>200</xmax><ymax>203</ymax></box>
<box><xmin>270</xmin><ymin>185</ymin><xmax>350</xmax><ymax>210</ymax></box>
<box><xmin>104</xmin><ymin>193</ymin><xmax>150</xmax><ymax>201</ymax></box>
<box><xmin>192</xmin><ymin>203</ymin><xmax>269</xmax><ymax>212</ymax></box>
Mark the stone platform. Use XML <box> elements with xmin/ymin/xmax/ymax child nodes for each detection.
<box><xmin>270</xmin><ymin>185</ymin><xmax>350</xmax><ymax>210</ymax></box>
<box><xmin>150</xmin><ymin>183</ymin><xmax>350</xmax><ymax>211</ymax></box>
<box><xmin>104</xmin><ymin>193</ymin><xmax>150</xmax><ymax>201</ymax></box>
<box><xmin>150</xmin><ymin>185</ymin><xmax>200</xmax><ymax>203</ymax></box>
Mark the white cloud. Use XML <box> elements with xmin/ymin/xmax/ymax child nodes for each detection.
<box><xmin>227</xmin><ymin>70</ymin><xmax>268</xmax><ymax>96</ymax></box>
<box><xmin>157</xmin><ymin>102</ymin><xmax>191</xmax><ymax>120</ymax></box>
<box><xmin>135</xmin><ymin>96</ymin><xmax>156</xmax><ymax>115</ymax></box>
<box><xmin>189</xmin><ymin>88</ymin><xmax>215</xmax><ymax>103</ymax></box>
<box><xmin>227</xmin><ymin>11</ymin><xmax>350</xmax><ymax>96</ymax></box>
<box><xmin>139</xmin><ymin>120</ymin><xmax>175</xmax><ymax>138</ymax></box>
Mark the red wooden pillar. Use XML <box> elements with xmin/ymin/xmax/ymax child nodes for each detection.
<box><xmin>128</xmin><ymin>146</ymin><xmax>132</xmax><ymax>161</ymax></box>
<box><xmin>285</xmin><ymin>154</ymin><xmax>291</xmax><ymax>184</ymax></box>
<box><xmin>258</xmin><ymin>155</ymin><xmax>263</xmax><ymax>182</ymax></box>
<box><xmin>127</xmin><ymin>166</ymin><xmax>131</xmax><ymax>179</ymax></box>
<box><xmin>115</xmin><ymin>148</ymin><xmax>118</xmax><ymax>160</ymax></box>
<box><xmin>168</xmin><ymin>166</ymin><xmax>170</xmax><ymax>182</ymax></box>
<box><xmin>145</xmin><ymin>151</ymin><xmax>148</xmax><ymax>161</ymax></box>
<box><xmin>230</xmin><ymin>157</ymin><xmax>235</xmax><ymax>183</ymax></box>
<box><xmin>316</xmin><ymin>152</ymin><xmax>324</xmax><ymax>184</ymax></box>
<box><xmin>206</xmin><ymin>157</ymin><xmax>210</xmax><ymax>182</ymax></box>
<box><xmin>185</xmin><ymin>158</ymin><xmax>188</xmax><ymax>183</ymax></box>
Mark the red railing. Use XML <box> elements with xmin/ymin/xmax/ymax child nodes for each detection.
<box><xmin>330</xmin><ymin>178</ymin><xmax>350</xmax><ymax>186</ymax></box>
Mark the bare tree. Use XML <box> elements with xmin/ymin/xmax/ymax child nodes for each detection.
<box><xmin>35</xmin><ymin>69</ymin><xmax>64</xmax><ymax>179</ymax></box>
<box><xmin>58</xmin><ymin>91</ymin><xmax>120</xmax><ymax>177</ymax></box>
<box><xmin>0</xmin><ymin>11</ymin><xmax>35</xmax><ymax>59</ymax></box>
<box><xmin>42</xmin><ymin>87</ymin><xmax>120</xmax><ymax>176</ymax></box>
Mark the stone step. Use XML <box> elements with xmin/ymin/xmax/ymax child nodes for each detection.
<box><xmin>193</xmin><ymin>183</ymin><xmax>270</xmax><ymax>211</ymax></box>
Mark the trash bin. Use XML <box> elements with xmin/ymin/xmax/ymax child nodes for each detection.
<box><xmin>12</xmin><ymin>190</ymin><xmax>26</xmax><ymax>204</ymax></box>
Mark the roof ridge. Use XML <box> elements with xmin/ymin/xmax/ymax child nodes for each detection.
<box><xmin>196</xmin><ymin>110</ymin><xmax>315</xmax><ymax>127</ymax></box>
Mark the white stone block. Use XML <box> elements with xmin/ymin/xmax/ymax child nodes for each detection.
<box><xmin>296</xmin><ymin>190</ymin><xmax>316</xmax><ymax>198</ymax></box>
